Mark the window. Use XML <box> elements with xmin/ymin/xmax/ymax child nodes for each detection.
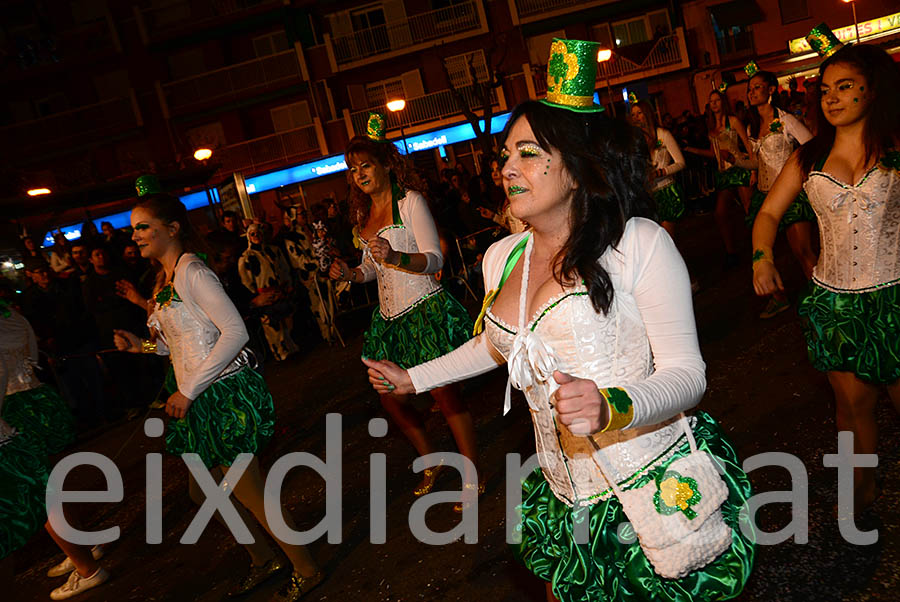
<box><xmin>591</xmin><ymin>23</ymin><xmax>614</xmax><ymax>50</ymax></box>
<box><xmin>365</xmin><ymin>77</ymin><xmax>405</xmax><ymax>108</ymax></box>
<box><xmin>271</xmin><ymin>101</ymin><xmax>311</xmax><ymax>132</ymax></box>
<box><xmin>349</xmin><ymin>4</ymin><xmax>389</xmax><ymax>54</ymax></box>
<box><xmin>443</xmin><ymin>50</ymin><xmax>488</xmax><ymax>88</ymax></box>
<box><xmin>253</xmin><ymin>30</ymin><xmax>290</xmax><ymax>57</ymax></box>
<box><xmin>612</xmin><ymin>10</ymin><xmax>670</xmax><ymax>47</ymax></box>
<box><xmin>778</xmin><ymin>0</ymin><xmax>808</xmax><ymax>24</ymax></box>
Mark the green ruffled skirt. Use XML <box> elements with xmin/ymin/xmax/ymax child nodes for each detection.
<box><xmin>166</xmin><ymin>368</ymin><xmax>275</xmax><ymax>469</ymax></box>
<box><xmin>653</xmin><ymin>182</ymin><xmax>686</xmax><ymax>223</ymax></box>
<box><xmin>1</xmin><ymin>385</ymin><xmax>76</xmax><ymax>455</ymax></box>
<box><xmin>714</xmin><ymin>167</ymin><xmax>751</xmax><ymax>191</ymax></box>
<box><xmin>745</xmin><ymin>188</ymin><xmax>816</xmax><ymax>230</ymax></box>
<box><xmin>798</xmin><ymin>281</ymin><xmax>900</xmax><ymax>384</ymax></box>
<box><xmin>512</xmin><ymin>411</ymin><xmax>755</xmax><ymax>602</ymax></box>
<box><xmin>0</xmin><ymin>433</ymin><xmax>49</xmax><ymax>559</ymax></box>
<box><xmin>362</xmin><ymin>289</ymin><xmax>473</xmax><ymax>369</ymax></box>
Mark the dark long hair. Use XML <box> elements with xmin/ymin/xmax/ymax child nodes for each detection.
<box><xmin>134</xmin><ymin>193</ymin><xmax>209</xmax><ymax>293</ymax></box>
<box><xmin>344</xmin><ymin>136</ymin><xmax>427</xmax><ymax>227</ymax></box>
<box><xmin>798</xmin><ymin>44</ymin><xmax>900</xmax><ymax>176</ymax></box>
<box><xmin>746</xmin><ymin>70</ymin><xmax>780</xmax><ymax>139</ymax></box>
<box><xmin>630</xmin><ymin>99</ymin><xmax>659</xmax><ymax>150</ymax></box>
<box><xmin>706</xmin><ymin>89</ymin><xmax>734</xmax><ymax>134</ymax></box>
<box><xmin>501</xmin><ymin>101</ymin><xmax>655</xmax><ymax>315</ymax></box>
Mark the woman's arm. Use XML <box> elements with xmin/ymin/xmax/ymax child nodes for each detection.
<box><xmin>394</xmin><ymin>191</ymin><xmax>443</xmax><ymax>274</ymax></box>
<box><xmin>659</xmin><ymin>129</ymin><xmax>686</xmax><ymax>176</ymax></box>
<box><xmin>607</xmin><ymin>223</ymin><xmax>706</xmax><ymax>430</ymax></box>
<box><xmin>177</xmin><ymin>262</ymin><xmax>249</xmax><ymax>400</ymax></box>
<box><xmin>407</xmin><ymin>334</ymin><xmax>503</xmax><ymax>393</ymax></box>
<box><xmin>783</xmin><ymin>113</ymin><xmax>813</xmax><ymax>146</ymax></box>
<box><xmin>751</xmin><ymin>150</ymin><xmax>806</xmax><ymax>295</ymax></box>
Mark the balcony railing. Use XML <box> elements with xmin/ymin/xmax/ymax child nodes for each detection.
<box><xmin>216</xmin><ymin>124</ymin><xmax>319</xmax><ymax>176</ymax></box>
<box><xmin>512</xmin><ymin>0</ymin><xmax>612</xmax><ymax>22</ymax></box>
<box><xmin>350</xmin><ymin>83</ymin><xmax>498</xmax><ymax>136</ymax></box>
<box><xmin>532</xmin><ymin>30</ymin><xmax>687</xmax><ymax>96</ymax></box>
<box><xmin>139</xmin><ymin>0</ymin><xmax>282</xmax><ymax>38</ymax></box>
<box><xmin>331</xmin><ymin>0</ymin><xmax>481</xmax><ymax>66</ymax></box>
<box><xmin>163</xmin><ymin>49</ymin><xmax>302</xmax><ymax>112</ymax></box>
<box><xmin>0</xmin><ymin>97</ymin><xmax>137</xmax><ymax>152</ymax></box>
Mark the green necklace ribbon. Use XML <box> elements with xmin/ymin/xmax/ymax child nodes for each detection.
<box><xmin>473</xmin><ymin>234</ymin><xmax>530</xmax><ymax>336</ymax></box>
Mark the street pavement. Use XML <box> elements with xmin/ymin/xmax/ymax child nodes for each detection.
<box><xmin>10</xmin><ymin>211</ymin><xmax>900</xmax><ymax>601</ymax></box>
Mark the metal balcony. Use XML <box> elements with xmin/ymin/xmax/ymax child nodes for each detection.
<box><xmin>216</xmin><ymin>123</ymin><xmax>320</xmax><ymax>176</ymax></box>
<box><xmin>162</xmin><ymin>49</ymin><xmax>303</xmax><ymax>113</ymax></box>
<box><xmin>137</xmin><ymin>0</ymin><xmax>282</xmax><ymax>39</ymax></box>
<box><xmin>510</xmin><ymin>0</ymin><xmax>615</xmax><ymax>24</ymax></box>
<box><xmin>0</xmin><ymin>97</ymin><xmax>138</xmax><ymax>154</ymax></box>
<box><xmin>531</xmin><ymin>29</ymin><xmax>690</xmax><ymax>95</ymax></box>
<box><xmin>328</xmin><ymin>0</ymin><xmax>485</xmax><ymax>70</ymax></box>
<box><xmin>349</xmin><ymin>83</ymin><xmax>500</xmax><ymax>137</ymax></box>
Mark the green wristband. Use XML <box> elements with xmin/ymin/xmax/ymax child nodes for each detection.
<box><xmin>399</xmin><ymin>252</ymin><xmax>411</xmax><ymax>267</ymax></box>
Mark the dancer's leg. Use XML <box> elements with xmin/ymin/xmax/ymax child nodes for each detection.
<box><xmin>714</xmin><ymin>189</ymin><xmax>737</xmax><ymax>256</ymax></box>
<box><xmin>226</xmin><ymin>457</ymin><xmax>318</xmax><ymax>577</ymax></box>
<box><xmin>430</xmin><ymin>384</ymin><xmax>477</xmax><ymax>474</ymax></box>
<box><xmin>44</xmin><ymin>520</ymin><xmax>98</xmax><ymax>578</ymax></box>
<box><xmin>827</xmin><ymin>371</ymin><xmax>881</xmax><ymax>508</ymax></box>
<box><xmin>736</xmin><ymin>185</ymin><xmax>753</xmax><ymax>214</ymax></box>
<box><xmin>545</xmin><ymin>582</ymin><xmax>560</xmax><ymax>602</ymax></box>
<box><xmin>379</xmin><ymin>392</ymin><xmax>433</xmax><ymax>457</ymax></box>
<box><xmin>886</xmin><ymin>378</ymin><xmax>900</xmax><ymax>416</ymax></box>
<box><xmin>785</xmin><ymin>221</ymin><xmax>817</xmax><ymax>280</ymax></box>
<box><xmin>188</xmin><ymin>467</ymin><xmax>275</xmax><ymax>567</ymax></box>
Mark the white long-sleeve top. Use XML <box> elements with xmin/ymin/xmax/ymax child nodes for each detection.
<box><xmin>409</xmin><ymin>218</ymin><xmax>707</xmax><ymax>506</ymax></box>
<box><xmin>0</xmin><ymin>310</ymin><xmax>41</xmax><ymax>396</ymax></box>
<box><xmin>750</xmin><ymin>109</ymin><xmax>812</xmax><ymax>192</ymax></box>
<box><xmin>356</xmin><ymin>190</ymin><xmax>444</xmax><ymax>319</ymax></box>
<box><xmin>147</xmin><ymin>254</ymin><xmax>250</xmax><ymax>400</ymax></box>
<box><xmin>650</xmin><ymin>128</ymin><xmax>686</xmax><ymax>191</ymax></box>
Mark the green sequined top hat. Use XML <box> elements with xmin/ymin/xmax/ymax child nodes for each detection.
<box><xmin>744</xmin><ymin>60</ymin><xmax>760</xmax><ymax>78</ymax></box>
<box><xmin>366</xmin><ymin>112</ymin><xmax>387</xmax><ymax>142</ymax></box>
<box><xmin>807</xmin><ymin>23</ymin><xmax>844</xmax><ymax>59</ymax></box>
<box><xmin>541</xmin><ymin>38</ymin><xmax>605</xmax><ymax>113</ymax></box>
<box><xmin>135</xmin><ymin>174</ymin><xmax>162</xmax><ymax>197</ymax></box>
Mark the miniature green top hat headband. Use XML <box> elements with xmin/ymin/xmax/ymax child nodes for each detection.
<box><xmin>541</xmin><ymin>38</ymin><xmax>604</xmax><ymax>113</ymax></box>
<box><xmin>744</xmin><ymin>60</ymin><xmax>760</xmax><ymax>78</ymax></box>
<box><xmin>807</xmin><ymin>23</ymin><xmax>844</xmax><ymax>59</ymax></box>
<box><xmin>366</xmin><ymin>112</ymin><xmax>387</xmax><ymax>142</ymax></box>
<box><xmin>627</xmin><ymin>91</ymin><xmax>638</xmax><ymax>104</ymax></box>
<box><xmin>135</xmin><ymin>174</ymin><xmax>162</xmax><ymax>197</ymax></box>
<box><xmin>717</xmin><ymin>81</ymin><xmax>729</xmax><ymax>94</ymax></box>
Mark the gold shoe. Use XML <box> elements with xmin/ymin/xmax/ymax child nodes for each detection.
<box><xmin>413</xmin><ymin>464</ymin><xmax>444</xmax><ymax>497</ymax></box>
<box><xmin>453</xmin><ymin>480</ymin><xmax>486</xmax><ymax>513</ymax></box>
<box><xmin>272</xmin><ymin>570</ymin><xmax>324</xmax><ymax>601</ymax></box>
<box><xmin>228</xmin><ymin>557</ymin><xmax>286</xmax><ymax>597</ymax></box>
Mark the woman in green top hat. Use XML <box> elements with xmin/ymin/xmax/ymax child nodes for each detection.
<box><xmin>753</xmin><ymin>26</ymin><xmax>900</xmax><ymax>517</ymax></box>
<box><xmin>329</xmin><ymin>113</ymin><xmax>480</xmax><ymax>510</ymax></box>
<box><xmin>363</xmin><ymin>38</ymin><xmax>755</xmax><ymax>602</ymax></box>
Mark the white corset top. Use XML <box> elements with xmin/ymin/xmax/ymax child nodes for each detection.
<box><xmin>0</xmin><ymin>311</ymin><xmax>41</xmax><ymax>396</ymax></box>
<box><xmin>484</xmin><ymin>233</ymin><xmax>685</xmax><ymax>507</ymax></box>
<box><xmin>363</xmin><ymin>224</ymin><xmax>441</xmax><ymax>319</ymax></box>
<box><xmin>805</xmin><ymin>163</ymin><xmax>900</xmax><ymax>292</ymax></box>
<box><xmin>755</xmin><ymin>132</ymin><xmax>795</xmax><ymax>192</ymax></box>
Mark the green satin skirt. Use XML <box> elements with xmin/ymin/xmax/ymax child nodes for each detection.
<box><xmin>1</xmin><ymin>384</ymin><xmax>76</xmax><ymax>455</ymax></box>
<box><xmin>798</xmin><ymin>281</ymin><xmax>900</xmax><ymax>384</ymax></box>
<box><xmin>165</xmin><ymin>368</ymin><xmax>275</xmax><ymax>469</ymax></box>
<box><xmin>362</xmin><ymin>289</ymin><xmax>473</xmax><ymax>369</ymax></box>
<box><xmin>714</xmin><ymin>167</ymin><xmax>751</xmax><ymax>191</ymax></box>
<box><xmin>0</xmin><ymin>432</ymin><xmax>49</xmax><ymax>559</ymax></box>
<box><xmin>745</xmin><ymin>188</ymin><xmax>816</xmax><ymax>230</ymax></box>
<box><xmin>653</xmin><ymin>182</ymin><xmax>686</xmax><ymax>223</ymax></box>
<box><xmin>511</xmin><ymin>411</ymin><xmax>755</xmax><ymax>602</ymax></box>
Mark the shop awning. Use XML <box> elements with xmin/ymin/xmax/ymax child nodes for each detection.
<box><xmin>709</xmin><ymin>1</ymin><xmax>764</xmax><ymax>30</ymax></box>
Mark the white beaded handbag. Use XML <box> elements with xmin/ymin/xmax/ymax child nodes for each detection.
<box><xmin>590</xmin><ymin>414</ymin><xmax>733</xmax><ymax>579</ymax></box>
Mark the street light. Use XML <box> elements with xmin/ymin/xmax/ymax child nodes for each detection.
<box><xmin>597</xmin><ymin>48</ymin><xmax>616</xmax><ymax>117</ymax></box>
<box><xmin>193</xmin><ymin>148</ymin><xmax>213</xmax><ymax>161</ymax></box>
<box><xmin>842</xmin><ymin>0</ymin><xmax>860</xmax><ymax>43</ymax></box>
<box><xmin>27</xmin><ymin>188</ymin><xmax>51</xmax><ymax>196</ymax></box>
<box><xmin>387</xmin><ymin>99</ymin><xmax>409</xmax><ymax>155</ymax></box>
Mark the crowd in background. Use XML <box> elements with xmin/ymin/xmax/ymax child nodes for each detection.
<box><xmin>4</xmin><ymin>76</ymin><xmax>816</xmax><ymax>433</ymax></box>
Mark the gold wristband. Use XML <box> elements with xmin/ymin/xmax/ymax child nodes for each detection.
<box><xmin>597</xmin><ymin>387</ymin><xmax>634</xmax><ymax>433</ymax></box>
<box><xmin>141</xmin><ymin>339</ymin><xmax>157</xmax><ymax>354</ymax></box>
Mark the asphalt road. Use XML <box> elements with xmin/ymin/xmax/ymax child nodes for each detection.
<box><xmin>10</xmin><ymin>211</ymin><xmax>900</xmax><ymax>602</ymax></box>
